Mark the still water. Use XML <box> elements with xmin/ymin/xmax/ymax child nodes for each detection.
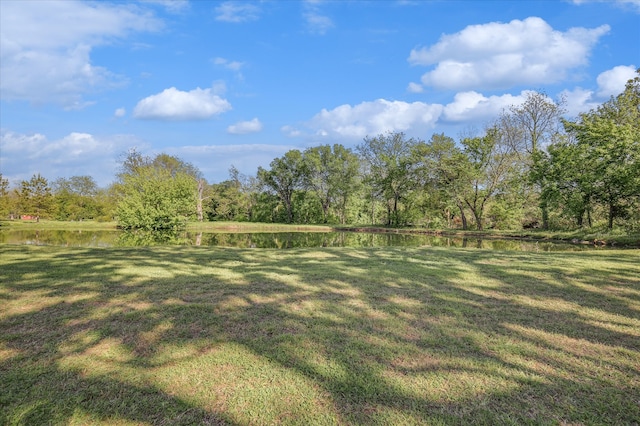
<box><xmin>0</xmin><ymin>229</ymin><xmax>600</xmax><ymax>252</ymax></box>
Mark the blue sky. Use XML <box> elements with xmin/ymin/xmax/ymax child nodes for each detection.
<box><xmin>1</xmin><ymin>0</ymin><xmax>638</xmax><ymax>187</ymax></box>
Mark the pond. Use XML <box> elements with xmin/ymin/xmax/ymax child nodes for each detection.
<box><xmin>0</xmin><ymin>229</ymin><xmax>604</xmax><ymax>252</ymax></box>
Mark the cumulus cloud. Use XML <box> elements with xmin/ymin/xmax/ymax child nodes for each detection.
<box><xmin>408</xmin><ymin>17</ymin><xmax>610</xmax><ymax>91</ymax></box>
<box><xmin>0</xmin><ymin>130</ymin><xmax>145</xmax><ymax>186</ymax></box>
<box><xmin>442</xmin><ymin>91</ymin><xmax>528</xmax><ymax>123</ymax></box>
<box><xmin>215</xmin><ymin>2</ymin><xmax>260</xmax><ymax>23</ymax></box>
<box><xmin>114</xmin><ymin>107</ymin><xmax>126</xmax><ymax>118</ymax></box>
<box><xmin>227</xmin><ymin>118</ymin><xmax>263</xmax><ymax>134</ymax></box>
<box><xmin>308</xmin><ymin>99</ymin><xmax>443</xmax><ymax>140</ymax></box>
<box><xmin>407</xmin><ymin>82</ymin><xmax>424</xmax><ymax>93</ymax></box>
<box><xmin>0</xmin><ymin>0</ymin><xmax>160</xmax><ymax>107</ymax></box>
<box><xmin>596</xmin><ymin>65</ymin><xmax>637</xmax><ymax>98</ymax></box>
<box><xmin>133</xmin><ymin>87</ymin><xmax>232</xmax><ymax>121</ymax></box>
<box><xmin>560</xmin><ymin>87</ymin><xmax>601</xmax><ymax>118</ymax></box>
<box><xmin>558</xmin><ymin>65</ymin><xmax>637</xmax><ymax>117</ymax></box>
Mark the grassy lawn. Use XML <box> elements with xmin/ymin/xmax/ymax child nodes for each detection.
<box><xmin>1</xmin><ymin>245</ymin><xmax>639</xmax><ymax>425</ymax></box>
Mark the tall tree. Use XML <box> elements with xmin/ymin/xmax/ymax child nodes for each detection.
<box><xmin>52</xmin><ymin>176</ymin><xmax>100</xmax><ymax>220</ymax></box>
<box><xmin>303</xmin><ymin>144</ymin><xmax>360</xmax><ymax>224</ymax></box>
<box><xmin>0</xmin><ymin>174</ymin><xmax>12</xmax><ymax>219</ymax></box>
<box><xmin>16</xmin><ymin>173</ymin><xmax>52</xmax><ymax>218</ymax></box>
<box><xmin>500</xmin><ymin>91</ymin><xmax>566</xmax><ymax>228</ymax></box>
<box><xmin>562</xmin><ymin>69</ymin><xmax>640</xmax><ymax>229</ymax></box>
<box><xmin>257</xmin><ymin>150</ymin><xmax>305</xmax><ymax>223</ymax></box>
<box><xmin>460</xmin><ymin>127</ymin><xmax>519</xmax><ymax>231</ymax></box>
<box><xmin>530</xmin><ymin>138</ymin><xmax>595</xmax><ymax>228</ymax></box>
<box><xmin>357</xmin><ymin>132</ymin><xmax>418</xmax><ymax>226</ymax></box>
<box><xmin>412</xmin><ymin>133</ymin><xmax>473</xmax><ymax>229</ymax></box>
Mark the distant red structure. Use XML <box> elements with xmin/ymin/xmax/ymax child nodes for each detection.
<box><xmin>21</xmin><ymin>215</ymin><xmax>38</xmax><ymax>221</ymax></box>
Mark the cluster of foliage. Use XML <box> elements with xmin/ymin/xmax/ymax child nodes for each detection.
<box><xmin>1</xmin><ymin>71</ymin><xmax>638</xmax><ymax>232</ymax></box>
<box><xmin>112</xmin><ymin>151</ymin><xmax>202</xmax><ymax>231</ymax></box>
<box><xmin>0</xmin><ymin>173</ymin><xmax>113</xmax><ymax>222</ymax></box>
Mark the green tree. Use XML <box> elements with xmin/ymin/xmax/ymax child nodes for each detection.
<box><xmin>357</xmin><ymin>132</ymin><xmax>418</xmax><ymax>226</ymax></box>
<box><xmin>257</xmin><ymin>150</ymin><xmax>305</xmax><ymax>223</ymax></box>
<box><xmin>562</xmin><ymin>69</ymin><xmax>640</xmax><ymax>229</ymax></box>
<box><xmin>52</xmin><ymin>176</ymin><xmax>100</xmax><ymax>220</ymax></box>
<box><xmin>152</xmin><ymin>153</ymin><xmax>206</xmax><ymax>221</ymax></box>
<box><xmin>209</xmin><ymin>167</ymin><xmax>251</xmax><ymax>221</ymax></box>
<box><xmin>412</xmin><ymin>133</ymin><xmax>473</xmax><ymax>229</ymax></box>
<box><xmin>0</xmin><ymin>173</ymin><xmax>11</xmax><ymax>218</ymax></box>
<box><xmin>500</xmin><ymin>91</ymin><xmax>566</xmax><ymax>228</ymax></box>
<box><xmin>16</xmin><ymin>173</ymin><xmax>53</xmax><ymax>218</ymax></box>
<box><xmin>530</xmin><ymin>138</ymin><xmax>595</xmax><ymax>228</ymax></box>
<box><xmin>302</xmin><ymin>144</ymin><xmax>360</xmax><ymax>224</ymax></box>
<box><xmin>115</xmin><ymin>152</ymin><xmax>198</xmax><ymax>230</ymax></box>
<box><xmin>460</xmin><ymin>127</ymin><xmax>519</xmax><ymax>231</ymax></box>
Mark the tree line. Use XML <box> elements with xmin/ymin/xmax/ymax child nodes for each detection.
<box><xmin>1</xmin><ymin>71</ymin><xmax>638</xmax><ymax>232</ymax></box>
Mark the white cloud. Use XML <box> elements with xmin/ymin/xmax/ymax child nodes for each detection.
<box><xmin>407</xmin><ymin>82</ymin><xmax>424</xmax><ymax>93</ymax></box>
<box><xmin>408</xmin><ymin>17</ymin><xmax>610</xmax><ymax>90</ymax></box>
<box><xmin>133</xmin><ymin>87</ymin><xmax>232</xmax><ymax>121</ymax></box>
<box><xmin>213</xmin><ymin>57</ymin><xmax>245</xmax><ymax>71</ymax></box>
<box><xmin>572</xmin><ymin>0</ymin><xmax>640</xmax><ymax>12</ymax></box>
<box><xmin>442</xmin><ymin>91</ymin><xmax>528</xmax><ymax>123</ymax></box>
<box><xmin>557</xmin><ymin>65</ymin><xmax>637</xmax><ymax>117</ymax></box>
<box><xmin>227</xmin><ymin>118</ymin><xmax>263</xmax><ymax>134</ymax></box>
<box><xmin>0</xmin><ymin>0</ymin><xmax>160</xmax><ymax>107</ymax></box>
<box><xmin>308</xmin><ymin>99</ymin><xmax>443</xmax><ymax>140</ymax></box>
<box><xmin>140</xmin><ymin>0</ymin><xmax>190</xmax><ymax>13</ymax></box>
<box><xmin>114</xmin><ymin>107</ymin><xmax>126</xmax><ymax>118</ymax></box>
<box><xmin>281</xmin><ymin>125</ymin><xmax>302</xmax><ymax>138</ymax></box>
<box><xmin>215</xmin><ymin>2</ymin><xmax>260</xmax><ymax>23</ymax></box>
<box><xmin>596</xmin><ymin>65</ymin><xmax>637</xmax><ymax>98</ymax></box>
<box><xmin>0</xmin><ymin>130</ymin><xmax>145</xmax><ymax>186</ymax></box>
<box><xmin>302</xmin><ymin>1</ymin><xmax>334</xmax><ymax>35</ymax></box>
<box><xmin>304</xmin><ymin>11</ymin><xmax>334</xmax><ymax>35</ymax></box>
<box><xmin>560</xmin><ymin>87</ymin><xmax>601</xmax><ymax>118</ymax></box>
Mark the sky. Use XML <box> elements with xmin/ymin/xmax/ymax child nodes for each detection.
<box><xmin>1</xmin><ymin>0</ymin><xmax>639</xmax><ymax>188</ymax></box>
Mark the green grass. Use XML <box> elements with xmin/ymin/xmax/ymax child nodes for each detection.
<box><xmin>1</xmin><ymin>245</ymin><xmax>638</xmax><ymax>425</ymax></box>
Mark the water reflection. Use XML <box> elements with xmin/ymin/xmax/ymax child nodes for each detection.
<box><xmin>117</xmin><ymin>230</ymin><xmax>191</xmax><ymax>246</ymax></box>
<box><xmin>0</xmin><ymin>229</ymin><xmax>602</xmax><ymax>252</ymax></box>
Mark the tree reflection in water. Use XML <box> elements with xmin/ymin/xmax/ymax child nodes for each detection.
<box><xmin>0</xmin><ymin>229</ymin><xmax>597</xmax><ymax>252</ymax></box>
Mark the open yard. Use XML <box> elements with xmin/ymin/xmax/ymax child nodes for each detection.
<box><xmin>1</xmin><ymin>245</ymin><xmax>639</xmax><ymax>425</ymax></box>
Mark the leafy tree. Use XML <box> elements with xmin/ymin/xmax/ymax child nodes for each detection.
<box><xmin>562</xmin><ymin>69</ymin><xmax>640</xmax><ymax>229</ymax></box>
<box><xmin>357</xmin><ymin>132</ymin><xmax>418</xmax><ymax>226</ymax></box>
<box><xmin>0</xmin><ymin>173</ymin><xmax>11</xmax><ymax>218</ymax></box>
<box><xmin>500</xmin><ymin>91</ymin><xmax>566</xmax><ymax>228</ymax></box>
<box><xmin>52</xmin><ymin>176</ymin><xmax>100</xmax><ymax>220</ymax></box>
<box><xmin>209</xmin><ymin>167</ymin><xmax>253</xmax><ymax>221</ymax></box>
<box><xmin>460</xmin><ymin>127</ymin><xmax>519</xmax><ymax>230</ymax></box>
<box><xmin>16</xmin><ymin>173</ymin><xmax>53</xmax><ymax>218</ymax></box>
<box><xmin>530</xmin><ymin>138</ymin><xmax>595</xmax><ymax>228</ymax></box>
<box><xmin>302</xmin><ymin>144</ymin><xmax>360</xmax><ymax>224</ymax></box>
<box><xmin>411</xmin><ymin>133</ymin><xmax>472</xmax><ymax>229</ymax></box>
<box><xmin>115</xmin><ymin>152</ymin><xmax>198</xmax><ymax>230</ymax></box>
<box><xmin>257</xmin><ymin>150</ymin><xmax>305</xmax><ymax>223</ymax></box>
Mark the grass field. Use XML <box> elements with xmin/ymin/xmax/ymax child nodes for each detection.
<box><xmin>1</xmin><ymin>244</ymin><xmax>639</xmax><ymax>425</ymax></box>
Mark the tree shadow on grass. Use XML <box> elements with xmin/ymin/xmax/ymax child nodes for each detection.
<box><xmin>1</xmin><ymin>245</ymin><xmax>639</xmax><ymax>424</ymax></box>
